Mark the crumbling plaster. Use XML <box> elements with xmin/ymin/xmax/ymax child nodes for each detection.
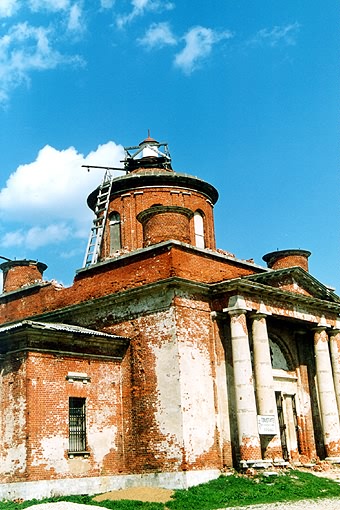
<box><xmin>0</xmin><ymin>360</ymin><xmax>27</xmax><ymax>480</ymax></box>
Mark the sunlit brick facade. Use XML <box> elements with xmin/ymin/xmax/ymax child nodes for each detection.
<box><xmin>1</xmin><ymin>135</ymin><xmax>340</xmax><ymax>500</ymax></box>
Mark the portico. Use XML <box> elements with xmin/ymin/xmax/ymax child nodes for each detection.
<box><xmin>214</xmin><ymin>263</ymin><xmax>340</xmax><ymax>468</ymax></box>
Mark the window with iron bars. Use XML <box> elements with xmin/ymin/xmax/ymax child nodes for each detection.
<box><xmin>69</xmin><ymin>397</ymin><xmax>86</xmax><ymax>452</ymax></box>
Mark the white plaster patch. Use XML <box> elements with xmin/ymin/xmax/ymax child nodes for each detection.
<box><xmin>87</xmin><ymin>426</ymin><xmax>117</xmax><ymax>466</ymax></box>
<box><xmin>151</xmin><ymin>339</ymin><xmax>183</xmax><ymax>462</ymax></box>
<box><xmin>178</xmin><ymin>313</ymin><xmax>210</xmax><ymax>343</ymax></box>
<box><xmin>3</xmin><ymin>394</ymin><xmax>26</xmax><ymax>441</ymax></box>
<box><xmin>31</xmin><ymin>436</ymin><xmax>69</xmax><ymax>473</ymax></box>
<box><xmin>214</xmin><ymin>361</ymin><xmax>230</xmax><ymax>443</ymax></box>
<box><xmin>1</xmin><ymin>393</ymin><xmax>26</xmax><ymax>474</ymax></box>
<box><xmin>151</xmin><ymin>309</ymin><xmax>216</xmax><ymax>464</ymax></box>
<box><xmin>179</xmin><ymin>343</ymin><xmax>215</xmax><ymax>463</ymax></box>
<box><xmin>1</xmin><ymin>442</ymin><xmax>26</xmax><ymax>474</ymax></box>
<box><xmin>298</xmin><ymin>391</ymin><xmax>309</xmax><ymax>413</ymax></box>
<box><xmin>91</xmin><ymin>403</ymin><xmax>116</xmax><ymax>429</ymax></box>
<box><xmin>241</xmin><ymin>435</ymin><xmax>261</xmax><ymax>447</ymax></box>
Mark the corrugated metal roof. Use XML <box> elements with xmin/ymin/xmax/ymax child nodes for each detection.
<box><xmin>0</xmin><ymin>320</ymin><xmax>126</xmax><ymax>339</ymax></box>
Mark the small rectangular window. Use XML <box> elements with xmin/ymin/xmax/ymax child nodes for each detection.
<box><xmin>69</xmin><ymin>397</ymin><xmax>86</xmax><ymax>452</ymax></box>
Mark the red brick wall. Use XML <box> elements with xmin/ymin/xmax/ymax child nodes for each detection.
<box><xmin>24</xmin><ymin>352</ymin><xmax>124</xmax><ymax>481</ymax></box>
<box><xmin>0</xmin><ymin>244</ymin><xmax>260</xmax><ymax>325</ymax></box>
<box><xmin>141</xmin><ymin>209</ymin><xmax>192</xmax><ymax>246</ymax></box>
<box><xmin>106</xmin><ymin>310</ymin><xmax>185</xmax><ymax>473</ymax></box>
<box><xmin>263</xmin><ymin>250</ymin><xmax>310</xmax><ymax>272</ymax></box>
<box><xmin>0</xmin><ymin>353</ymin><xmax>28</xmax><ymax>482</ymax></box>
<box><xmin>104</xmin><ymin>306</ymin><xmax>229</xmax><ymax>473</ymax></box>
<box><xmin>100</xmin><ymin>186</ymin><xmax>216</xmax><ymax>259</ymax></box>
<box><xmin>3</xmin><ymin>264</ymin><xmax>43</xmax><ymax>293</ymax></box>
<box><xmin>270</xmin><ymin>254</ymin><xmax>309</xmax><ymax>271</ymax></box>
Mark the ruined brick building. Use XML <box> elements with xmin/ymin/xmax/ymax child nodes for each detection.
<box><xmin>1</xmin><ymin>135</ymin><xmax>340</xmax><ymax>500</ymax></box>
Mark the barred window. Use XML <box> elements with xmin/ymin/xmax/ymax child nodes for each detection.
<box><xmin>69</xmin><ymin>397</ymin><xmax>86</xmax><ymax>452</ymax></box>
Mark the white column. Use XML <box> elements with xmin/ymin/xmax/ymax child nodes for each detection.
<box><xmin>314</xmin><ymin>326</ymin><xmax>340</xmax><ymax>460</ymax></box>
<box><xmin>329</xmin><ymin>329</ymin><xmax>340</xmax><ymax>415</ymax></box>
<box><xmin>228</xmin><ymin>308</ymin><xmax>262</xmax><ymax>464</ymax></box>
<box><xmin>251</xmin><ymin>313</ymin><xmax>282</xmax><ymax>460</ymax></box>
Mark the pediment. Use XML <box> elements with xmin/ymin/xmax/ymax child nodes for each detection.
<box><xmin>243</xmin><ymin>267</ymin><xmax>340</xmax><ymax>303</ymax></box>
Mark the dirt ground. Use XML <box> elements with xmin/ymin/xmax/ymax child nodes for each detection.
<box><xmin>24</xmin><ymin>487</ymin><xmax>175</xmax><ymax>510</ymax></box>
<box><xmin>93</xmin><ymin>486</ymin><xmax>174</xmax><ymax>503</ymax></box>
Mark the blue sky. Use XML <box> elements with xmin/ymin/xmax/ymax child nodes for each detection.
<box><xmin>0</xmin><ymin>0</ymin><xmax>338</xmax><ymax>292</ymax></box>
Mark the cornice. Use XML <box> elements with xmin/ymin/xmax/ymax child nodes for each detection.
<box><xmin>211</xmin><ymin>278</ymin><xmax>340</xmax><ymax>314</ymax></box>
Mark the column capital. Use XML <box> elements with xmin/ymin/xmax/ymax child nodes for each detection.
<box><xmin>249</xmin><ymin>311</ymin><xmax>269</xmax><ymax>320</ymax></box>
<box><xmin>329</xmin><ymin>329</ymin><xmax>340</xmax><ymax>337</ymax></box>
<box><xmin>210</xmin><ymin>311</ymin><xmax>225</xmax><ymax>321</ymax></box>
<box><xmin>224</xmin><ymin>307</ymin><xmax>250</xmax><ymax>317</ymax></box>
<box><xmin>312</xmin><ymin>325</ymin><xmax>329</xmax><ymax>333</ymax></box>
<box><xmin>226</xmin><ymin>294</ymin><xmax>252</xmax><ymax>311</ymax></box>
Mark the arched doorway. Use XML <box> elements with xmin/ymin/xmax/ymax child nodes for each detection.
<box><xmin>269</xmin><ymin>337</ymin><xmax>300</xmax><ymax>462</ymax></box>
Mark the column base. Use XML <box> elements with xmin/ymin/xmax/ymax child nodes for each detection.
<box><xmin>325</xmin><ymin>457</ymin><xmax>340</xmax><ymax>464</ymax></box>
<box><xmin>240</xmin><ymin>459</ymin><xmax>273</xmax><ymax>469</ymax></box>
<box><xmin>272</xmin><ymin>459</ymin><xmax>290</xmax><ymax>467</ymax></box>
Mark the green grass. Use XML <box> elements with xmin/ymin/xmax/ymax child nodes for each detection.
<box><xmin>2</xmin><ymin>470</ymin><xmax>340</xmax><ymax>510</ymax></box>
<box><xmin>167</xmin><ymin>470</ymin><xmax>340</xmax><ymax>509</ymax></box>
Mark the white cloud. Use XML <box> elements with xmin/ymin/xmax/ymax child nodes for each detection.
<box><xmin>0</xmin><ymin>22</ymin><xmax>81</xmax><ymax>104</ymax></box>
<box><xmin>138</xmin><ymin>22</ymin><xmax>177</xmax><ymax>49</ymax></box>
<box><xmin>249</xmin><ymin>22</ymin><xmax>300</xmax><ymax>47</ymax></box>
<box><xmin>100</xmin><ymin>0</ymin><xmax>114</xmax><ymax>7</ymax></box>
<box><xmin>28</xmin><ymin>0</ymin><xmax>70</xmax><ymax>12</ymax></box>
<box><xmin>27</xmin><ymin>1</ymin><xmax>86</xmax><ymax>35</ymax></box>
<box><xmin>1</xmin><ymin>224</ymin><xmax>72</xmax><ymax>249</ymax></box>
<box><xmin>174</xmin><ymin>26</ymin><xmax>233</xmax><ymax>75</ymax></box>
<box><xmin>60</xmin><ymin>246</ymin><xmax>84</xmax><ymax>259</ymax></box>
<box><xmin>0</xmin><ymin>0</ymin><xmax>20</xmax><ymax>17</ymax></box>
<box><xmin>0</xmin><ymin>141</ymin><xmax>125</xmax><ymax>250</ymax></box>
<box><xmin>116</xmin><ymin>0</ymin><xmax>174</xmax><ymax>29</ymax></box>
<box><xmin>67</xmin><ymin>3</ymin><xmax>84</xmax><ymax>32</ymax></box>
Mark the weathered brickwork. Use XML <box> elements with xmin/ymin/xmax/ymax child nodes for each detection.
<box><xmin>98</xmin><ymin>180</ymin><xmax>217</xmax><ymax>257</ymax></box>
<box><xmin>0</xmin><ymin>244</ymin><xmax>261</xmax><ymax>326</ymax></box>
<box><xmin>138</xmin><ymin>206</ymin><xmax>193</xmax><ymax>247</ymax></box>
<box><xmin>263</xmin><ymin>249</ymin><xmax>311</xmax><ymax>272</ymax></box>
<box><xmin>26</xmin><ymin>353</ymin><xmax>123</xmax><ymax>481</ymax></box>
<box><xmin>0</xmin><ymin>346</ymin><xmax>127</xmax><ymax>484</ymax></box>
<box><xmin>0</xmin><ymin>354</ymin><xmax>28</xmax><ymax>482</ymax></box>
<box><xmin>1</xmin><ymin>260</ymin><xmax>47</xmax><ymax>293</ymax></box>
<box><xmin>0</xmin><ymin>136</ymin><xmax>340</xmax><ymax>499</ymax></box>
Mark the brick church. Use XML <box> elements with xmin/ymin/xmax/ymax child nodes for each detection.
<box><xmin>1</xmin><ymin>135</ymin><xmax>340</xmax><ymax>500</ymax></box>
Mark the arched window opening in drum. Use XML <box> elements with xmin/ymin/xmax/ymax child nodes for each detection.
<box><xmin>194</xmin><ymin>210</ymin><xmax>205</xmax><ymax>248</ymax></box>
<box><xmin>109</xmin><ymin>212</ymin><xmax>121</xmax><ymax>254</ymax></box>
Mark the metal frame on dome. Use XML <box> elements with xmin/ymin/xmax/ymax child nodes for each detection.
<box><xmin>123</xmin><ymin>136</ymin><xmax>172</xmax><ymax>171</ymax></box>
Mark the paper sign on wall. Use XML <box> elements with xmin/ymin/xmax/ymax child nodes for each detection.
<box><xmin>257</xmin><ymin>415</ymin><xmax>276</xmax><ymax>435</ymax></box>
